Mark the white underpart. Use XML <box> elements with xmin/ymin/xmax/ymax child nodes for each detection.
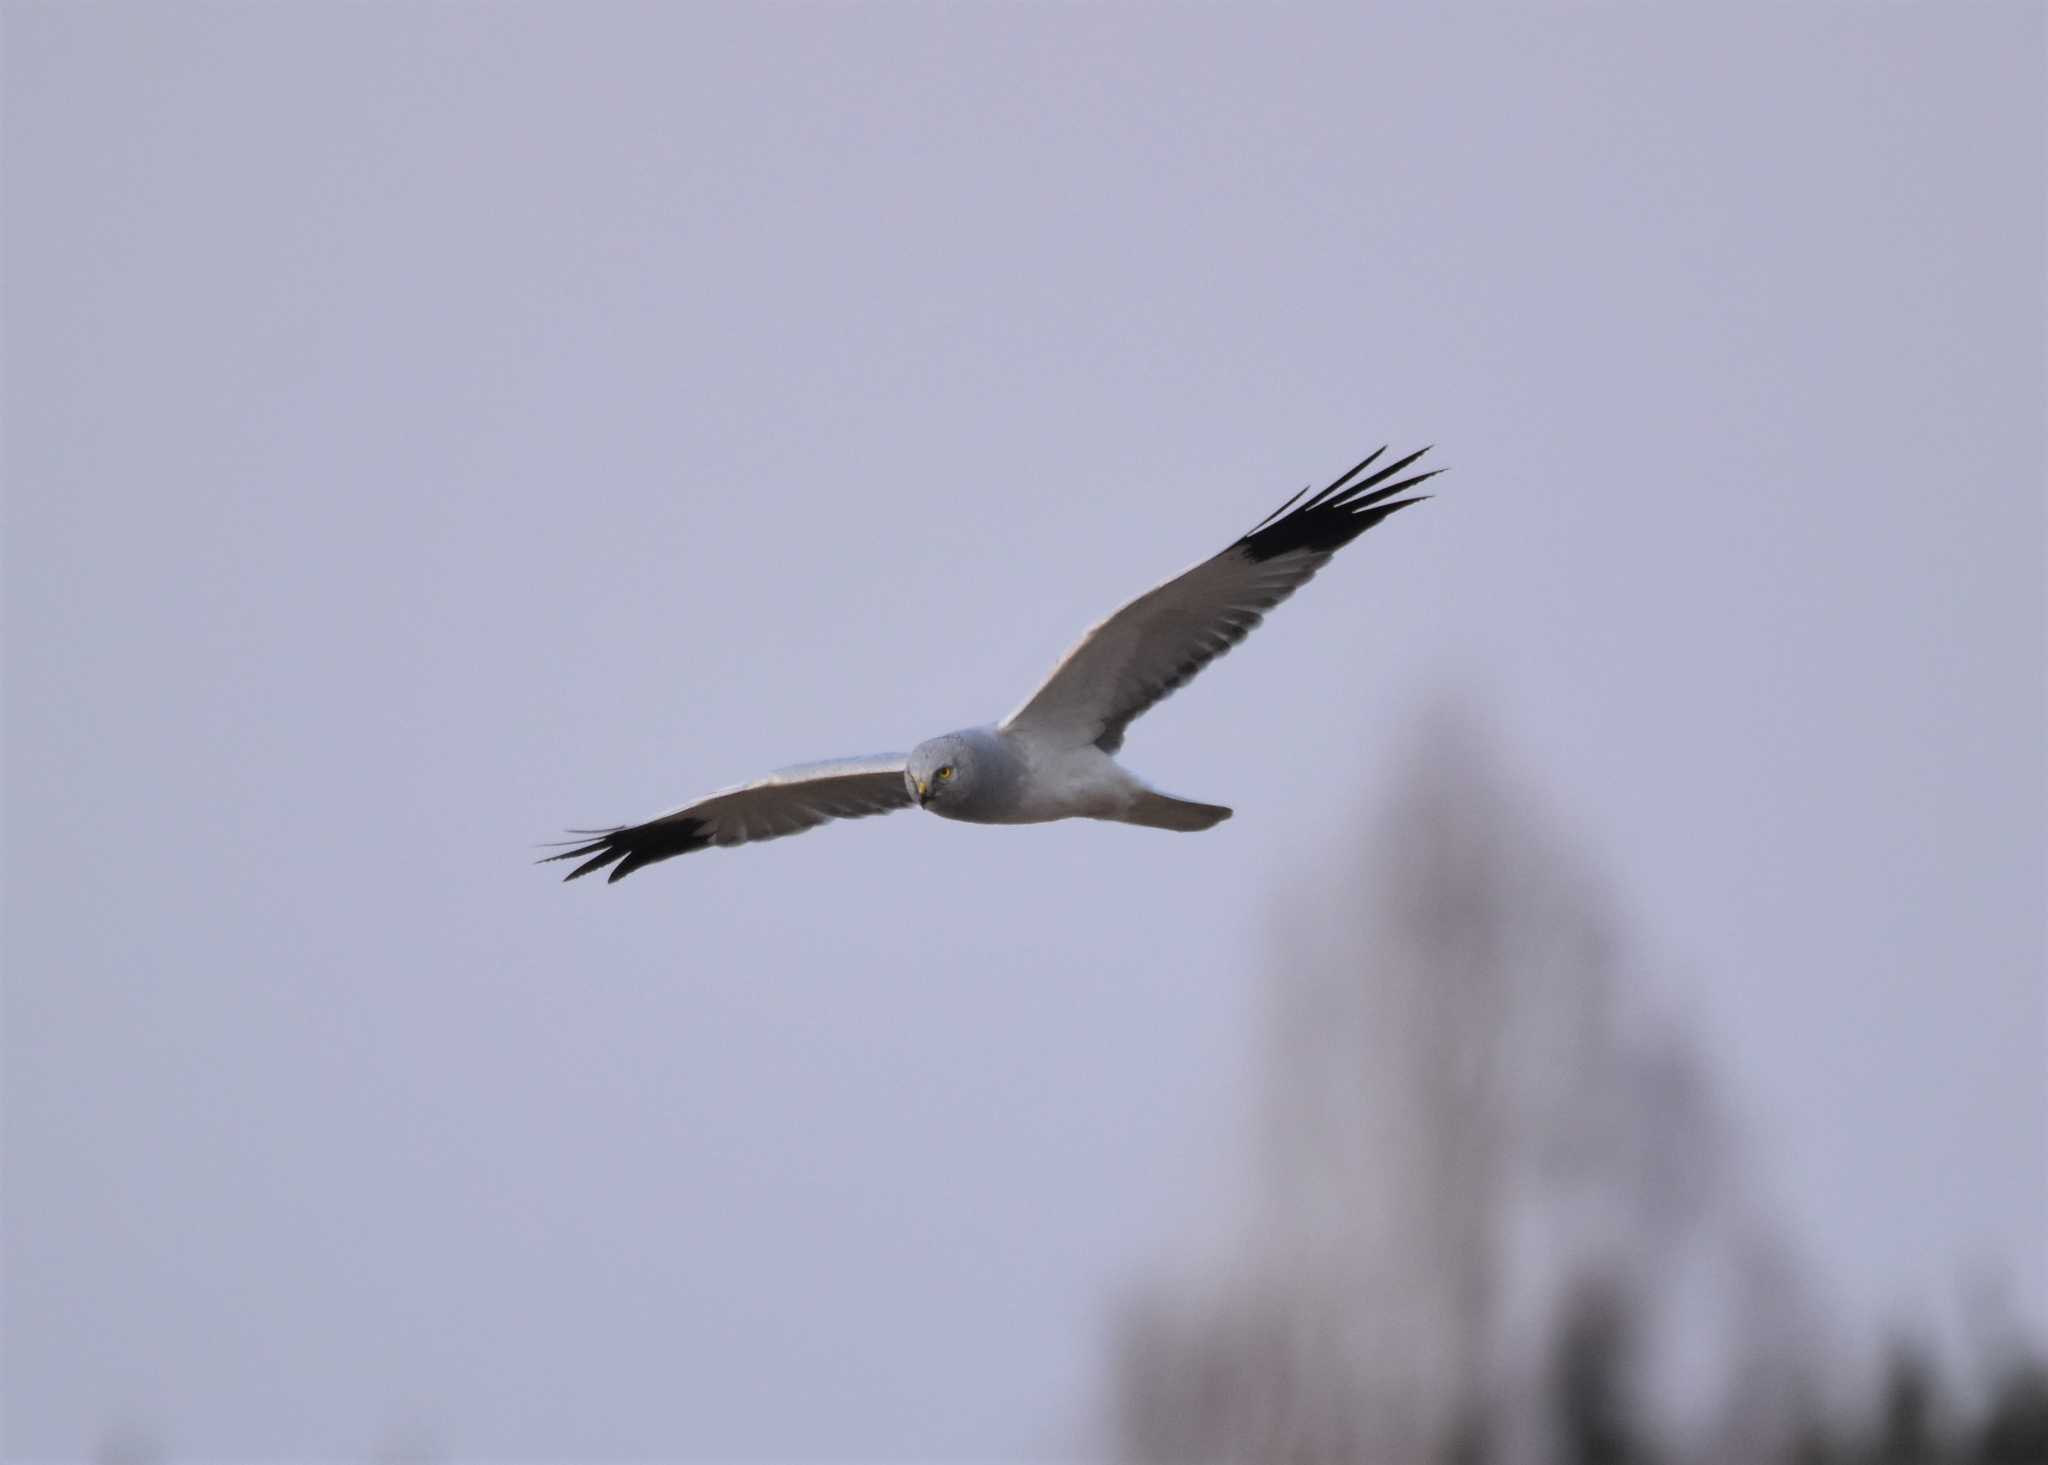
<box><xmin>1006</xmin><ymin>738</ymin><xmax>1146</xmax><ymax>823</ymax></box>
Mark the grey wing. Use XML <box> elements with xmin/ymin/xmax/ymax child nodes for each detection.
<box><xmin>543</xmin><ymin>753</ymin><xmax>914</xmax><ymax>883</ymax></box>
<box><xmin>1001</xmin><ymin>447</ymin><xmax>1438</xmax><ymax>754</ymax></box>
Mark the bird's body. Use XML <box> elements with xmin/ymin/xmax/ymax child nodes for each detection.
<box><xmin>903</xmin><ymin>725</ymin><xmax>1227</xmax><ymax>830</ymax></box>
<box><xmin>547</xmin><ymin>445</ymin><xmax>1437</xmax><ymax>883</ymax></box>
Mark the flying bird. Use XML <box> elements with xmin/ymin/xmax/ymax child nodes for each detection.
<box><xmin>547</xmin><ymin>445</ymin><xmax>1437</xmax><ymax>882</ymax></box>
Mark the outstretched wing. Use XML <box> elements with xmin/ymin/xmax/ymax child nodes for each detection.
<box><xmin>543</xmin><ymin>753</ymin><xmax>914</xmax><ymax>883</ymax></box>
<box><xmin>1001</xmin><ymin>446</ymin><xmax>1438</xmax><ymax>753</ymax></box>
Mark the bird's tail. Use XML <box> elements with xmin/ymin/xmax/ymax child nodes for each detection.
<box><xmin>1119</xmin><ymin>790</ymin><xmax>1234</xmax><ymax>832</ymax></box>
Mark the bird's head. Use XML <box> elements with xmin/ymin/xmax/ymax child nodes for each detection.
<box><xmin>906</xmin><ymin>734</ymin><xmax>973</xmax><ymax>808</ymax></box>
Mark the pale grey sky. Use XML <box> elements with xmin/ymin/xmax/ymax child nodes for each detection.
<box><xmin>5</xmin><ymin>3</ymin><xmax>2042</xmax><ymax>1459</ymax></box>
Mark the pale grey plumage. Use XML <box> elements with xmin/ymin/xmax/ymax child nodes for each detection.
<box><xmin>905</xmin><ymin>729</ymin><xmax>1030</xmax><ymax>822</ymax></box>
<box><xmin>545</xmin><ymin>754</ymin><xmax>912</xmax><ymax>882</ymax></box>
<box><xmin>547</xmin><ymin>445</ymin><xmax>1436</xmax><ymax>882</ymax></box>
<box><xmin>1003</xmin><ymin>444</ymin><xmax>1438</xmax><ymax>753</ymax></box>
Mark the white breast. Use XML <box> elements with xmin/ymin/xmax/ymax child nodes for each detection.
<box><xmin>1008</xmin><ymin>738</ymin><xmax>1142</xmax><ymax>823</ymax></box>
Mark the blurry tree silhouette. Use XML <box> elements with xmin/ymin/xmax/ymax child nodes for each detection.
<box><xmin>1551</xmin><ymin>1277</ymin><xmax>1652</xmax><ymax>1465</ymax></box>
<box><xmin>1871</xmin><ymin>1342</ymin><xmax>1943</xmax><ymax>1465</ymax></box>
<box><xmin>1971</xmin><ymin>1357</ymin><xmax>2048</xmax><ymax>1464</ymax></box>
<box><xmin>1112</xmin><ymin>708</ymin><xmax>1819</xmax><ymax>1464</ymax></box>
<box><xmin>1772</xmin><ymin>1348</ymin><xmax>2048</xmax><ymax>1465</ymax></box>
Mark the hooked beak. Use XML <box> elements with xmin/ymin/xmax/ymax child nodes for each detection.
<box><xmin>914</xmin><ymin>779</ymin><xmax>929</xmax><ymax>805</ymax></box>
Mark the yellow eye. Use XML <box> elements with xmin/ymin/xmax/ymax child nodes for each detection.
<box><xmin>937</xmin><ymin>766</ymin><xmax>955</xmax><ymax>782</ymax></box>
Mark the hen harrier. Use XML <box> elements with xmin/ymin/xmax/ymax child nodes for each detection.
<box><xmin>548</xmin><ymin>445</ymin><xmax>1437</xmax><ymax>882</ymax></box>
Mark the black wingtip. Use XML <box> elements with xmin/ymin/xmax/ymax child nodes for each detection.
<box><xmin>539</xmin><ymin>817</ymin><xmax>713</xmax><ymax>884</ymax></box>
<box><xmin>1358</xmin><ymin>494</ymin><xmax>1432</xmax><ymax>529</ymax></box>
<box><xmin>568</xmin><ymin>850</ymin><xmax>625</xmax><ymax>881</ymax></box>
<box><xmin>1243</xmin><ymin>446</ymin><xmax>1394</xmax><ymax>537</ymax></box>
<box><xmin>537</xmin><ymin>832</ymin><xmax>626</xmax><ymax>881</ymax></box>
<box><xmin>1238</xmin><ymin>447</ymin><xmax>1438</xmax><ymax>562</ymax></box>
